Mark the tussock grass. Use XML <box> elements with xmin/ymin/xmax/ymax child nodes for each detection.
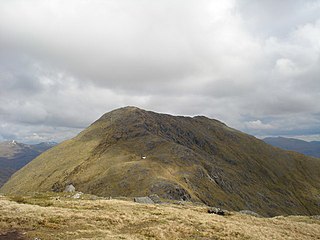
<box><xmin>0</xmin><ymin>194</ymin><xmax>319</xmax><ymax>239</ymax></box>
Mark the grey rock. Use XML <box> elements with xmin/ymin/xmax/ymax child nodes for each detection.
<box><xmin>134</xmin><ymin>197</ymin><xmax>154</xmax><ymax>204</ymax></box>
<box><xmin>151</xmin><ymin>181</ymin><xmax>191</xmax><ymax>201</ymax></box>
<box><xmin>208</xmin><ymin>207</ymin><xmax>226</xmax><ymax>216</ymax></box>
<box><xmin>149</xmin><ymin>194</ymin><xmax>161</xmax><ymax>203</ymax></box>
<box><xmin>239</xmin><ymin>210</ymin><xmax>261</xmax><ymax>217</ymax></box>
<box><xmin>72</xmin><ymin>192</ymin><xmax>83</xmax><ymax>199</ymax></box>
<box><xmin>64</xmin><ymin>184</ymin><xmax>75</xmax><ymax>193</ymax></box>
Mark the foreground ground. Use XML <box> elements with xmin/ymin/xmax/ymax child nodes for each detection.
<box><xmin>0</xmin><ymin>193</ymin><xmax>319</xmax><ymax>240</ymax></box>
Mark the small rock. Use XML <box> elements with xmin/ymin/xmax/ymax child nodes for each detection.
<box><xmin>134</xmin><ymin>197</ymin><xmax>154</xmax><ymax>204</ymax></box>
<box><xmin>72</xmin><ymin>192</ymin><xmax>83</xmax><ymax>199</ymax></box>
<box><xmin>239</xmin><ymin>210</ymin><xmax>261</xmax><ymax>217</ymax></box>
<box><xmin>64</xmin><ymin>184</ymin><xmax>76</xmax><ymax>193</ymax></box>
<box><xmin>208</xmin><ymin>207</ymin><xmax>226</xmax><ymax>216</ymax></box>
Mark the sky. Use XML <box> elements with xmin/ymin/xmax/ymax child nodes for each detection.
<box><xmin>0</xmin><ymin>0</ymin><xmax>320</xmax><ymax>143</ymax></box>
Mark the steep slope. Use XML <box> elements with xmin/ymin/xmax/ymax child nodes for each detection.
<box><xmin>1</xmin><ymin>107</ymin><xmax>320</xmax><ymax>216</ymax></box>
<box><xmin>264</xmin><ymin>137</ymin><xmax>320</xmax><ymax>158</ymax></box>
<box><xmin>0</xmin><ymin>141</ymin><xmax>56</xmax><ymax>187</ymax></box>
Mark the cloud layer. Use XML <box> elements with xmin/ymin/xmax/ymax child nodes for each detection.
<box><xmin>0</xmin><ymin>0</ymin><xmax>319</xmax><ymax>143</ymax></box>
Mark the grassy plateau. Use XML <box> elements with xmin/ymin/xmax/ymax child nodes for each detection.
<box><xmin>0</xmin><ymin>192</ymin><xmax>319</xmax><ymax>240</ymax></box>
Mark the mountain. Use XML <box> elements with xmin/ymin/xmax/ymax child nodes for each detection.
<box><xmin>32</xmin><ymin>142</ymin><xmax>57</xmax><ymax>152</ymax></box>
<box><xmin>1</xmin><ymin>107</ymin><xmax>320</xmax><ymax>216</ymax></box>
<box><xmin>263</xmin><ymin>137</ymin><xmax>320</xmax><ymax>158</ymax></box>
<box><xmin>0</xmin><ymin>141</ymin><xmax>56</xmax><ymax>187</ymax></box>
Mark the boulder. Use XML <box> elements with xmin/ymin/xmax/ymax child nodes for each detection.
<box><xmin>64</xmin><ymin>184</ymin><xmax>75</xmax><ymax>193</ymax></box>
<box><xmin>208</xmin><ymin>207</ymin><xmax>226</xmax><ymax>216</ymax></box>
<box><xmin>134</xmin><ymin>197</ymin><xmax>154</xmax><ymax>204</ymax></box>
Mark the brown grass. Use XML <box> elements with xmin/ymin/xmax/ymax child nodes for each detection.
<box><xmin>0</xmin><ymin>194</ymin><xmax>319</xmax><ymax>239</ymax></box>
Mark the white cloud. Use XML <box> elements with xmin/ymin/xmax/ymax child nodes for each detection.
<box><xmin>0</xmin><ymin>0</ymin><xmax>320</xmax><ymax>142</ymax></box>
<box><xmin>245</xmin><ymin>120</ymin><xmax>275</xmax><ymax>130</ymax></box>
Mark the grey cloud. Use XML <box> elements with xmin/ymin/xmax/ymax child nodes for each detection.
<box><xmin>0</xmin><ymin>0</ymin><xmax>320</xmax><ymax>142</ymax></box>
<box><xmin>236</xmin><ymin>0</ymin><xmax>320</xmax><ymax>37</ymax></box>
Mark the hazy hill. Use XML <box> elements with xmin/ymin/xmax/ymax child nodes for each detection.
<box><xmin>1</xmin><ymin>107</ymin><xmax>320</xmax><ymax>216</ymax></box>
<box><xmin>0</xmin><ymin>141</ymin><xmax>56</xmax><ymax>187</ymax></box>
<box><xmin>263</xmin><ymin>137</ymin><xmax>320</xmax><ymax>158</ymax></box>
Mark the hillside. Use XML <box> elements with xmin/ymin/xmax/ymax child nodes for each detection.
<box><xmin>0</xmin><ymin>141</ymin><xmax>56</xmax><ymax>187</ymax></box>
<box><xmin>0</xmin><ymin>193</ymin><xmax>319</xmax><ymax>240</ymax></box>
<box><xmin>1</xmin><ymin>107</ymin><xmax>320</xmax><ymax>217</ymax></box>
<box><xmin>263</xmin><ymin>137</ymin><xmax>320</xmax><ymax>158</ymax></box>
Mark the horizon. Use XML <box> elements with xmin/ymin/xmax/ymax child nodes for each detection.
<box><xmin>0</xmin><ymin>106</ymin><xmax>319</xmax><ymax>145</ymax></box>
<box><xmin>1</xmin><ymin>1</ymin><xmax>320</xmax><ymax>143</ymax></box>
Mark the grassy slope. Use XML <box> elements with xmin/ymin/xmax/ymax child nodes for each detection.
<box><xmin>0</xmin><ymin>193</ymin><xmax>319</xmax><ymax>240</ymax></box>
<box><xmin>1</xmin><ymin>107</ymin><xmax>320</xmax><ymax>217</ymax></box>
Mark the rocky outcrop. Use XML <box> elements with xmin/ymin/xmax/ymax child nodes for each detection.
<box><xmin>134</xmin><ymin>197</ymin><xmax>154</xmax><ymax>204</ymax></box>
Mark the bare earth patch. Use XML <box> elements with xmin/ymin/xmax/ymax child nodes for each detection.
<box><xmin>0</xmin><ymin>194</ymin><xmax>319</xmax><ymax>239</ymax></box>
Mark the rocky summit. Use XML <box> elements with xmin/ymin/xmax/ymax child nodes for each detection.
<box><xmin>1</xmin><ymin>106</ymin><xmax>320</xmax><ymax>216</ymax></box>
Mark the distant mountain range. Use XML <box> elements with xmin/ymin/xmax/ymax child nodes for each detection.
<box><xmin>263</xmin><ymin>137</ymin><xmax>320</xmax><ymax>158</ymax></box>
<box><xmin>2</xmin><ymin>107</ymin><xmax>320</xmax><ymax>217</ymax></box>
<box><xmin>0</xmin><ymin>141</ymin><xmax>56</xmax><ymax>187</ymax></box>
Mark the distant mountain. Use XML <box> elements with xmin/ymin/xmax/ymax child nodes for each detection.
<box><xmin>32</xmin><ymin>142</ymin><xmax>57</xmax><ymax>152</ymax></box>
<box><xmin>1</xmin><ymin>107</ymin><xmax>320</xmax><ymax>217</ymax></box>
<box><xmin>0</xmin><ymin>141</ymin><xmax>56</xmax><ymax>187</ymax></box>
<box><xmin>263</xmin><ymin>137</ymin><xmax>320</xmax><ymax>158</ymax></box>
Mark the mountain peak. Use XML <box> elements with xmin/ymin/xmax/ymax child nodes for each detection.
<box><xmin>2</xmin><ymin>108</ymin><xmax>320</xmax><ymax>217</ymax></box>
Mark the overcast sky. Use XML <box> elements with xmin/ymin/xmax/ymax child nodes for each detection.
<box><xmin>0</xmin><ymin>0</ymin><xmax>320</xmax><ymax>143</ymax></box>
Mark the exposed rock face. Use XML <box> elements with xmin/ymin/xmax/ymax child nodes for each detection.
<box><xmin>150</xmin><ymin>181</ymin><xmax>191</xmax><ymax>201</ymax></box>
<box><xmin>1</xmin><ymin>107</ymin><xmax>320</xmax><ymax>217</ymax></box>
<box><xmin>148</xmin><ymin>194</ymin><xmax>161</xmax><ymax>204</ymax></box>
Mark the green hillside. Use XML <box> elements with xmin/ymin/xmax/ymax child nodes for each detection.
<box><xmin>1</xmin><ymin>107</ymin><xmax>320</xmax><ymax>217</ymax></box>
